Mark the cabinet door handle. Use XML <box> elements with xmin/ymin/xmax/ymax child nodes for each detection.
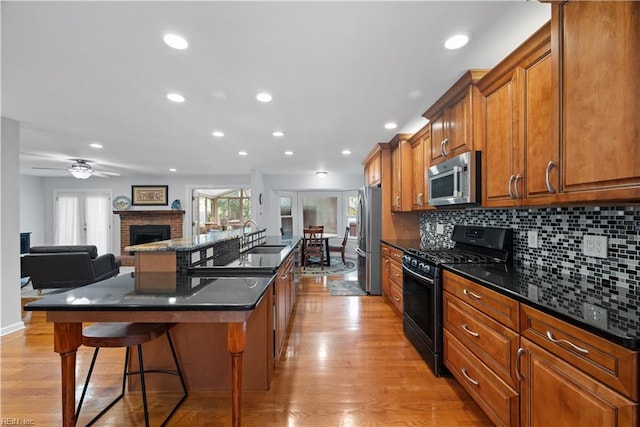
<box><xmin>441</xmin><ymin>138</ymin><xmax>449</xmax><ymax>157</ymax></box>
<box><xmin>417</xmin><ymin>193</ymin><xmax>423</xmax><ymax>206</ymax></box>
<box><xmin>514</xmin><ymin>174</ymin><xmax>522</xmax><ymax>199</ymax></box>
<box><xmin>463</xmin><ymin>289</ymin><xmax>482</xmax><ymax>299</ymax></box>
<box><xmin>508</xmin><ymin>175</ymin><xmax>516</xmax><ymax>199</ymax></box>
<box><xmin>516</xmin><ymin>347</ymin><xmax>525</xmax><ymax>381</ymax></box>
<box><xmin>461</xmin><ymin>323</ymin><xmax>479</xmax><ymax>337</ymax></box>
<box><xmin>461</xmin><ymin>368</ymin><xmax>479</xmax><ymax>386</ymax></box>
<box><xmin>545</xmin><ymin>161</ymin><xmax>557</xmax><ymax>194</ymax></box>
<box><xmin>395</xmin><ymin>195</ymin><xmax>401</xmax><ymax>208</ymax></box>
<box><xmin>546</xmin><ymin>331</ymin><xmax>589</xmax><ymax>354</ymax></box>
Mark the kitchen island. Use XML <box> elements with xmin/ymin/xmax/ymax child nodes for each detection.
<box><xmin>25</xmin><ymin>234</ymin><xmax>302</xmax><ymax>427</ymax></box>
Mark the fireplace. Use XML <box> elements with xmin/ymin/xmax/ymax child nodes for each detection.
<box><xmin>130</xmin><ymin>225</ymin><xmax>171</xmax><ymax>253</ymax></box>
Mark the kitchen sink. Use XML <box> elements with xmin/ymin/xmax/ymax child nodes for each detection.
<box><xmin>243</xmin><ymin>245</ymin><xmax>286</xmax><ymax>254</ymax></box>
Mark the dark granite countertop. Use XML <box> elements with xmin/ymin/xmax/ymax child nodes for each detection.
<box><xmin>381</xmin><ymin>239</ymin><xmax>639</xmax><ymax>350</ymax></box>
<box><xmin>189</xmin><ymin>235</ymin><xmax>301</xmax><ymax>276</ymax></box>
<box><xmin>24</xmin><ymin>272</ymin><xmax>274</xmax><ymax>312</ymax></box>
<box><xmin>444</xmin><ymin>263</ymin><xmax>639</xmax><ymax>350</ymax></box>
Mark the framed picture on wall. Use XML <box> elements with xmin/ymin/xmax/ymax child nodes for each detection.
<box><xmin>131</xmin><ymin>185</ymin><xmax>168</xmax><ymax>206</ymax></box>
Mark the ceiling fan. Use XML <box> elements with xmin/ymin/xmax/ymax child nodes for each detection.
<box><xmin>32</xmin><ymin>159</ymin><xmax>120</xmax><ymax>179</ymax></box>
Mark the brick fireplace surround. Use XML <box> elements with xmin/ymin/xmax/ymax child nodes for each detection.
<box><xmin>114</xmin><ymin>210</ymin><xmax>184</xmax><ymax>266</ymax></box>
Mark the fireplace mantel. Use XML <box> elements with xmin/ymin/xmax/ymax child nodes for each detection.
<box><xmin>114</xmin><ymin>210</ymin><xmax>185</xmax><ymax>265</ymax></box>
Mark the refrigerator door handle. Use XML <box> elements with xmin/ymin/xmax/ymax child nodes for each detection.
<box><xmin>355</xmin><ymin>246</ymin><xmax>367</xmax><ymax>257</ymax></box>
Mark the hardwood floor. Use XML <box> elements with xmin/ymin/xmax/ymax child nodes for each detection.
<box><xmin>2</xmin><ymin>269</ymin><xmax>492</xmax><ymax>426</ymax></box>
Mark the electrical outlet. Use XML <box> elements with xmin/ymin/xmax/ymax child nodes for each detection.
<box><xmin>582</xmin><ymin>234</ymin><xmax>608</xmax><ymax>258</ymax></box>
<box><xmin>583</xmin><ymin>302</ymin><xmax>608</xmax><ymax>329</ymax></box>
<box><xmin>527</xmin><ymin>230</ymin><xmax>539</xmax><ymax>248</ymax></box>
<box><xmin>436</xmin><ymin>224</ymin><xmax>445</xmax><ymax>234</ymax></box>
<box><xmin>527</xmin><ymin>284</ymin><xmax>539</xmax><ymax>301</ymax></box>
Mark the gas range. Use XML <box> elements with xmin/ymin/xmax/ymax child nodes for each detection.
<box><xmin>401</xmin><ymin>225</ymin><xmax>513</xmax><ymax>377</ymax></box>
<box><xmin>403</xmin><ymin>225</ymin><xmax>513</xmax><ymax>278</ymax></box>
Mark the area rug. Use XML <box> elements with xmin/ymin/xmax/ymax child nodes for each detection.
<box><xmin>301</xmin><ymin>257</ymin><xmax>356</xmax><ymax>276</ymax></box>
<box><xmin>328</xmin><ymin>280</ymin><xmax>366</xmax><ymax>296</ymax></box>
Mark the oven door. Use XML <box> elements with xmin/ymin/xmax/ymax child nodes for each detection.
<box><xmin>402</xmin><ymin>265</ymin><xmax>446</xmax><ymax>376</ymax></box>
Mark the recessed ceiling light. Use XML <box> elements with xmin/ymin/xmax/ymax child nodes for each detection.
<box><xmin>238</xmin><ymin>151</ymin><xmax>248</xmax><ymax>156</ymax></box>
<box><xmin>316</xmin><ymin>171</ymin><xmax>328</xmax><ymax>178</ymax></box>
<box><xmin>284</xmin><ymin>150</ymin><xmax>294</xmax><ymax>156</ymax></box>
<box><xmin>212</xmin><ymin>131</ymin><xmax>225</xmax><ymax>137</ymax></box>
<box><xmin>272</xmin><ymin>131</ymin><xmax>284</xmax><ymax>137</ymax></box>
<box><xmin>384</xmin><ymin>122</ymin><xmax>398</xmax><ymax>130</ymax></box>
<box><xmin>445</xmin><ymin>34</ymin><xmax>470</xmax><ymax>50</ymax></box>
<box><xmin>163</xmin><ymin>33</ymin><xmax>189</xmax><ymax>50</ymax></box>
<box><xmin>256</xmin><ymin>92</ymin><xmax>272</xmax><ymax>103</ymax></box>
<box><xmin>342</xmin><ymin>149</ymin><xmax>352</xmax><ymax>155</ymax></box>
<box><xmin>169</xmin><ymin>168</ymin><xmax>177</xmax><ymax>172</ymax></box>
<box><xmin>89</xmin><ymin>143</ymin><xmax>103</xmax><ymax>149</ymax></box>
<box><xmin>167</xmin><ymin>92</ymin><xmax>185</xmax><ymax>103</ymax></box>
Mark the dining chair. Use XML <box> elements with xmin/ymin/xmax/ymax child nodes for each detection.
<box><xmin>328</xmin><ymin>226</ymin><xmax>350</xmax><ymax>264</ymax></box>
<box><xmin>302</xmin><ymin>228</ymin><xmax>324</xmax><ymax>269</ymax></box>
<box><xmin>308</xmin><ymin>225</ymin><xmax>324</xmax><ymax>233</ymax></box>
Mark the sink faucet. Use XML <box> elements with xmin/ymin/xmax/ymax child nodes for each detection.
<box><xmin>243</xmin><ymin>220</ymin><xmax>258</xmax><ymax>236</ymax></box>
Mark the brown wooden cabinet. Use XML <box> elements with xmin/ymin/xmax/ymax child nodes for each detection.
<box><xmin>363</xmin><ymin>145</ymin><xmax>382</xmax><ymax>186</ymax></box>
<box><xmin>443</xmin><ymin>270</ymin><xmax>520</xmax><ymax>426</ymax></box>
<box><xmin>274</xmin><ymin>251</ymin><xmax>295</xmax><ymax>365</ymax></box>
<box><xmin>390</xmin><ymin>134</ymin><xmax>413</xmax><ymax>212</ymax></box>
<box><xmin>443</xmin><ymin>270</ymin><xmax>639</xmax><ymax>427</ymax></box>
<box><xmin>409</xmin><ymin>124</ymin><xmax>432</xmax><ymax>211</ymax></box>
<box><xmin>423</xmin><ymin>70</ymin><xmax>487</xmax><ymax>165</ymax></box>
<box><xmin>479</xmin><ymin>23</ymin><xmax>556</xmax><ymax>207</ymax></box>
<box><xmin>381</xmin><ymin>243</ymin><xmax>403</xmax><ymax>315</ymax></box>
<box><xmin>551</xmin><ymin>1</ymin><xmax>640</xmax><ymax>203</ymax></box>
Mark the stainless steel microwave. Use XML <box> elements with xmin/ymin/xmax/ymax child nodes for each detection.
<box><xmin>428</xmin><ymin>151</ymin><xmax>481</xmax><ymax>207</ymax></box>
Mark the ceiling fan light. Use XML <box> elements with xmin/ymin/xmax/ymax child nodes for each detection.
<box><xmin>68</xmin><ymin>163</ymin><xmax>94</xmax><ymax>179</ymax></box>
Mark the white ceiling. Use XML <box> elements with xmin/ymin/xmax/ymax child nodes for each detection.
<box><xmin>2</xmin><ymin>1</ymin><xmax>550</xmax><ymax>179</ymax></box>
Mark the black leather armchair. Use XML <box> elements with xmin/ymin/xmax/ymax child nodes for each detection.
<box><xmin>23</xmin><ymin>245</ymin><xmax>120</xmax><ymax>291</ymax></box>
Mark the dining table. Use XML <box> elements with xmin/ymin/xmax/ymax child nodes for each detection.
<box><xmin>300</xmin><ymin>233</ymin><xmax>338</xmax><ymax>266</ymax></box>
<box><xmin>23</xmin><ymin>272</ymin><xmax>274</xmax><ymax>427</ymax></box>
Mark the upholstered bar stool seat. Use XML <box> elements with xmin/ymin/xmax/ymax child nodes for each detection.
<box><xmin>76</xmin><ymin>322</ymin><xmax>187</xmax><ymax>426</ymax></box>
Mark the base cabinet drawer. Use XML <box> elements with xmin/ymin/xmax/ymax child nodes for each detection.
<box><xmin>444</xmin><ymin>330</ymin><xmax>519</xmax><ymax>427</ymax></box>
<box><xmin>444</xmin><ymin>291</ymin><xmax>520</xmax><ymax>388</ymax></box>
<box><xmin>389</xmin><ymin>282</ymin><xmax>403</xmax><ymax>314</ymax></box>
<box><xmin>520</xmin><ymin>338</ymin><xmax>638</xmax><ymax>427</ymax></box>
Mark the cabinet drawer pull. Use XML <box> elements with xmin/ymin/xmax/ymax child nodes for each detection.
<box><xmin>545</xmin><ymin>161</ymin><xmax>557</xmax><ymax>194</ymax></box>
<box><xmin>417</xmin><ymin>193</ymin><xmax>423</xmax><ymax>206</ymax></box>
<box><xmin>393</xmin><ymin>296</ymin><xmax>400</xmax><ymax>302</ymax></box>
<box><xmin>463</xmin><ymin>289</ymin><xmax>482</xmax><ymax>299</ymax></box>
<box><xmin>508</xmin><ymin>175</ymin><xmax>516</xmax><ymax>199</ymax></box>
<box><xmin>516</xmin><ymin>347</ymin><xmax>525</xmax><ymax>381</ymax></box>
<box><xmin>461</xmin><ymin>323</ymin><xmax>479</xmax><ymax>337</ymax></box>
<box><xmin>395</xmin><ymin>195</ymin><xmax>401</xmax><ymax>208</ymax></box>
<box><xmin>393</xmin><ymin>253</ymin><xmax>402</xmax><ymax>259</ymax></box>
<box><xmin>393</xmin><ymin>272</ymin><xmax>400</xmax><ymax>278</ymax></box>
<box><xmin>546</xmin><ymin>331</ymin><xmax>589</xmax><ymax>354</ymax></box>
<box><xmin>461</xmin><ymin>368</ymin><xmax>479</xmax><ymax>386</ymax></box>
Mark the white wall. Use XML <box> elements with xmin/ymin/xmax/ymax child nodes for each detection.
<box><xmin>19</xmin><ymin>175</ymin><xmax>45</xmax><ymax>246</ymax></box>
<box><xmin>1</xmin><ymin>117</ymin><xmax>25</xmax><ymax>335</ymax></box>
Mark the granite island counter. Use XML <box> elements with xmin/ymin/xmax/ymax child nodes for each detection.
<box><xmin>26</xmin><ymin>233</ymin><xmax>303</xmax><ymax>427</ymax></box>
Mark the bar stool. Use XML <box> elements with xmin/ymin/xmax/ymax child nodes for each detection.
<box><xmin>75</xmin><ymin>322</ymin><xmax>188</xmax><ymax>426</ymax></box>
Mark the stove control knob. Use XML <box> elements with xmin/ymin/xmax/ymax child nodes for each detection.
<box><xmin>418</xmin><ymin>263</ymin><xmax>430</xmax><ymax>273</ymax></box>
<box><xmin>411</xmin><ymin>259</ymin><xmax>418</xmax><ymax>267</ymax></box>
<box><xmin>402</xmin><ymin>255</ymin><xmax>410</xmax><ymax>264</ymax></box>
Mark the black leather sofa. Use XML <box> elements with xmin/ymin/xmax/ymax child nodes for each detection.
<box><xmin>23</xmin><ymin>245</ymin><xmax>120</xmax><ymax>291</ymax></box>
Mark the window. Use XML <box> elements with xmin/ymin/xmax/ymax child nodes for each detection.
<box><xmin>302</xmin><ymin>195</ymin><xmax>337</xmax><ymax>234</ymax></box>
<box><xmin>346</xmin><ymin>193</ymin><xmax>358</xmax><ymax>237</ymax></box>
<box><xmin>193</xmin><ymin>188</ymin><xmax>251</xmax><ymax>233</ymax></box>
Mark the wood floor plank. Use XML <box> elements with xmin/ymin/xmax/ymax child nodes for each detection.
<box><xmin>2</xmin><ymin>270</ymin><xmax>492</xmax><ymax>426</ymax></box>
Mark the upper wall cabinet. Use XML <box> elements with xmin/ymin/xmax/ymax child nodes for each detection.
<box><xmin>409</xmin><ymin>124</ymin><xmax>432</xmax><ymax>211</ymax></box>
<box><xmin>423</xmin><ymin>70</ymin><xmax>487</xmax><ymax>165</ymax></box>
<box><xmin>478</xmin><ymin>23</ymin><xmax>555</xmax><ymax>207</ymax></box>
<box><xmin>552</xmin><ymin>1</ymin><xmax>640</xmax><ymax>202</ymax></box>
<box><xmin>363</xmin><ymin>144</ymin><xmax>382</xmax><ymax>186</ymax></box>
<box><xmin>390</xmin><ymin>134</ymin><xmax>413</xmax><ymax>212</ymax></box>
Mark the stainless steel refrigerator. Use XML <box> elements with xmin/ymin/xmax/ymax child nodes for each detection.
<box><xmin>355</xmin><ymin>186</ymin><xmax>382</xmax><ymax>295</ymax></box>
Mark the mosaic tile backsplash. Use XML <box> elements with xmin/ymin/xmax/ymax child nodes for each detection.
<box><xmin>420</xmin><ymin>205</ymin><xmax>639</xmax><ymax>335</ymax></box>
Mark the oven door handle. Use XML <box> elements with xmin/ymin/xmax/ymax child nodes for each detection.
<box><xmin>402</xmin><ymin>264</ymin><xmax>435</xmax><ymax>284</ymax></box>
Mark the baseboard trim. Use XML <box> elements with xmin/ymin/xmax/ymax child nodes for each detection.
<box><xmin>1</xmin><ymin>321</ymin><xmax>25</xmax><ymax>337</ymax></box>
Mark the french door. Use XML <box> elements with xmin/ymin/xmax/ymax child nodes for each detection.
<box><xmin>54</xmin><ymin>190</ymin><xmax>112</xmax><ymax>255</ymax></box>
